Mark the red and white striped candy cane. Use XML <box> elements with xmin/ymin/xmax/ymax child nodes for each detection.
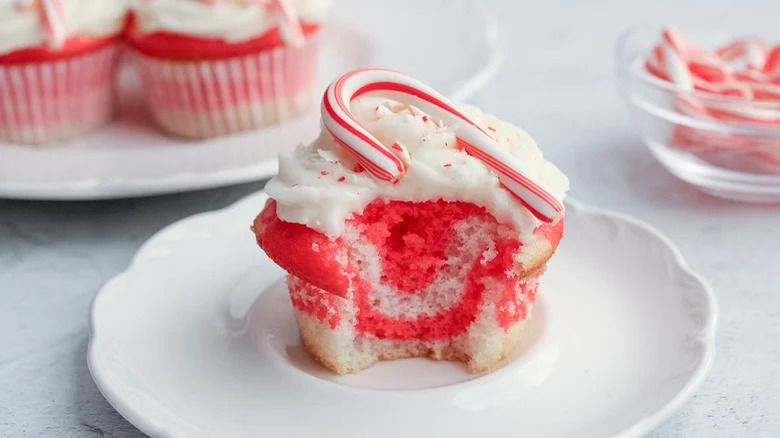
<box><xmin>751</xmin><ymin>82</ymin><xmax>780</xmax><ymax>100</ymax></box>
<box><xmin>321</xmin><ymin>68</ymin><xmax>564</xmax><ymax>223</ymax></box>
<box><xmin>688</xmin><ymin>47</ymin><xmax>733</xmax><ymax>82</ymax></box>
<box><xmin>661</xmin><ymin>26</ymin><xmax>694</xmax><ymax>90</ymax></box>
<box><xmin>645</xmin><ymin>45</ymin><xmax>666</xmax><ymax>79</ymax></box>
<box><xmin>716</xmin><ymin>38</ymin><xmax>767</xmax><ymax>71</ymax></box>
<box><xmin>266</xmin><ymin>0</ymin><xmax>305</xmax><ymax>47</ymax></box>
<box><xmin>14</xmin><ymin>0</ymin><xmax>66</xmax><ymax>49</ymax></box>
<box><xmin>654</xmin><ymin>28</ymin><xmax>714</xmax><ymax>118</ymax></box>
<box><xmin>764</xmin><ymin>45</ymin><xmax>780</xmax><ymax>74</ymax></box>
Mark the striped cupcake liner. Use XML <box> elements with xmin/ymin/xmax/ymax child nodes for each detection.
<box><xmin>132</xmin><ymin>33</ymin><xmax>320</xmax><ymax>139</ymax></box>
<box><xmin>0</xmin><ymin>44</ymin><xmax>120</xmax><ymax>145</ymax></box>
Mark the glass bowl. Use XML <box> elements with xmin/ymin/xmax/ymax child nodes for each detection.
<box><xmin>616</xmin><ymin>23</ymin><xmax>780</xmax><ymax>202</ymax></box>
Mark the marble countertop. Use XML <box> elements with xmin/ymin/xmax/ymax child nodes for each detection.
<box><xmin>2</xmin><ymin>0</ymin><xmax>779</xmax><ymax>436</ymax></box>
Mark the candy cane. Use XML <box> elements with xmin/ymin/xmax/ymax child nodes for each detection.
<box><xmin>649</xmin><ymin>28</ymin><xmax>780</xmax><ymax>171</ymax></box>
<box><xmin>40</xmin><ymin>0</ymin><xmax>66</xmax><ymax>48</ymax></box>
<box><xmin>267</xmin><ymin>0</ymin><xmax>305</xmax><ymax>47</ymax></box>
<box><xmin>649</xmin><ymin>28</ymin><xmax>780</xmax><ymax>121</ymax></box>
<box><xmin>654</xmin><ymin>28</ymin><xmax>715</xmax><ymax>118</ymax></box>
<box><xmin>645</xmin><ymin>46</ymin><xmax>669</xmax><ymax>80</ymax></box>
<box><xmin>717</xmin><ymin>38</ymin><xmax>767</xmax><ymax>71</ymax></box>
<box><xmin>764</xmin><ymin>45</ymin><xmax>780</xmax><ymax>73</ymax></box>
<box><xmin>688</xmin><ymin>59</ymin><xmax>730</xmax><ymax>83</ymax></box>
<box><xmin>13</xmin><ymin>0</ymin><xmax>66</xmax><ymax>48</ymax></box>
<box><xmin>688</xmin><ymin>48</ymin><xmax>733</xmax><ymax>82</ymax></box>
<box><xmin>322</xmin><ymin>68</ymin><xmax>564</xmax><ymax>223</ymax></box>
<box><xmin>733</xmin><ymin>70</ymin><xmax>770</xmax><ymax>83</ymax></box>
<box><xmin>661</xmin><ymin>27</ymin><xmax>693</xmax><ymax>90</ymax></box>
<box><xmin>662</xmin><ymin>27</ymin><xmax>689</xmax><ymax>60</ymax></box>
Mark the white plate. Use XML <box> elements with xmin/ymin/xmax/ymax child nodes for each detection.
<box><xmin>0</xmin><ymin>0</ymin><xmax>499</xmax><ymax>200</ymax></box>
<box><xmin>88</xmin><ymin>193</ymin><xmax>717</xmax><ymax>438</ymax></box>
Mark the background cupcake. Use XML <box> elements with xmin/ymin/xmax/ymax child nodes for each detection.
<box><xmin>0</xmin><ymin>0</ymin><xmax>127</xmax><ymax>145</ymax></box>
<box><xmin>128</xmin><ymin>0</ymin><xmax>331</xmax><ymax>139</ymax></box>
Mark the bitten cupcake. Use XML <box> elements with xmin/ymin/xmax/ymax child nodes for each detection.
<box><xmin>0</xmin><ymin>0</ymin><xmax>126</xmax><ymax>144</ymax></box>
<box><xmin>252</xmin><ymin>69</ymin><xmax>569</xmax><ymax>374</ymax></box>
<box><xmin>128</xmin><ymin>0</ymin><xmax>330</xmax><ymax>139</ymax></box>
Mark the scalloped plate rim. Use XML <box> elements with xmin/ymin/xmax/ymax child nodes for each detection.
<box><xmin>564</xmin><ymin>198</ymin><xmax>718</xmax><ymax>437</ymax></box>
<box><xmin>88</xmin><ymin>192</ymin><xmax>717</xmax><ymax>438</ymax></box>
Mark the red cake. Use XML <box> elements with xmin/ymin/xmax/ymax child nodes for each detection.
<box><xmin>252</xmin><ymin>69</ymin><xmax>569</xmax><ymax>373</ymax></box>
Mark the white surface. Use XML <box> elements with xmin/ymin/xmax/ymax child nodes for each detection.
<box><xmin>0</xmin><ymin>0</ymin><xmax>499</xmax><ymax>200</ymax></box>
<box><xmin>3</xmin><ymin>1</ymin><xmax>780</xmax><ymax>437</ymax></box>
<box><xmin>88</xmin><ymin>193</ymin><xmax>716</xmax><ymax>438</ymax></box>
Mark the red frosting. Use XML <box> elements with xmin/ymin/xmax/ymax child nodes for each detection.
<box><xmin>255</xmin><ymin>202</ymin><xmax>350</xmax><ymax>298</ymax></box>
<box><xmin>127</xmin><ymin>15</ymin><xmax>319</xmax><ymax>60</ymax></box>
<box><xmin>0</xmin><ymin>35</ymin><xmax>120</xmax><ymax>64</ymax></box>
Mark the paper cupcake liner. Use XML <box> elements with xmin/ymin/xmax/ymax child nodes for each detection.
<box><xmin>0</xmin><ymin>44</ymin><xmax>120</xmax><ymax>145</ymax></box>
<box><xmin>132</xmin><ymin>34</ymin><xmax>320</xmax><ymax>139</ymax></box>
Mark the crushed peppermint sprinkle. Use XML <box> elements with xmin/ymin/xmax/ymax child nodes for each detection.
<box><xmin>337</xmin><ymin>176</ymin><xmax>346</xmax><ymax>182</ymax></box>
<box><xmin>408</xmin><ymin>104</ymin><xmax>423</xmax><ymax>116</ymax></box>
<box><xmin>443</xmin><ymin>163</ymin><xmax>452</xmax><ymax>168</ymax></box>
<box><xmin>320</xmin><ymin>68</ymin><xmax>564</xmax><ymax>222</ymax></box>
<box><xmin>422</xmin><ymin>115</ymin><xmax>429</xmax><ymax>122</ymax></box>
<box><xmin>487</xmin><ymin>126</ymin><xmax>496</xmax><ymax>132</ymax></box>
<box><xmin>320</xmin><ymin>170</ymin><xmax>329</xmax><ymax>176</ymax></box>
<box><xmin>317</xmin><ymin>149</ymin><xmax>341</xmax><ymax>163</ymax></box>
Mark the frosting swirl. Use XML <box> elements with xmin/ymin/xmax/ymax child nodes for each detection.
<box><xmin>0</xmin><ymin>0</ymin><xmax>128</xmax><ymax>55</ymax></box>
<box><xmin>265</xmin><ymin>96</ymin><xmax>570</xmax><ymax>243</ymax></box>
<box><xmin>131</xmin><ymin>0</ymin><xmax>330</xmax><ymax>42</ymax></box>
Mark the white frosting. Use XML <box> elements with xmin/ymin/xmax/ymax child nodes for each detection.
<box><xmin>265</xmin><ymin>97</ymin><xmax>570</xmax><ymax>243</ymax></box>
<box><xmin>132</xmin><ymin>0</ymin><xmax>330</xmax><ymax>42</ymax></box>
<box><xmin>0</xmin><ymin>0</ymin><xmax>128</xmax><ymax>55</ymax></box>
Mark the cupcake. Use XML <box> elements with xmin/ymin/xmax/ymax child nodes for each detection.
<box><xmin>0</xmin><ymin>0</ymin><xmax>126</xmax><ymax>144</ymax></box>
<box><xmin>252</xmin><ymin>69</ymin><xmax>569</xmax><ymax>374</ymax></box>
<box><xmin>128</xmin><ymin>0</ymin><xmax>330</xmax><ymax>139</ymax></box>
